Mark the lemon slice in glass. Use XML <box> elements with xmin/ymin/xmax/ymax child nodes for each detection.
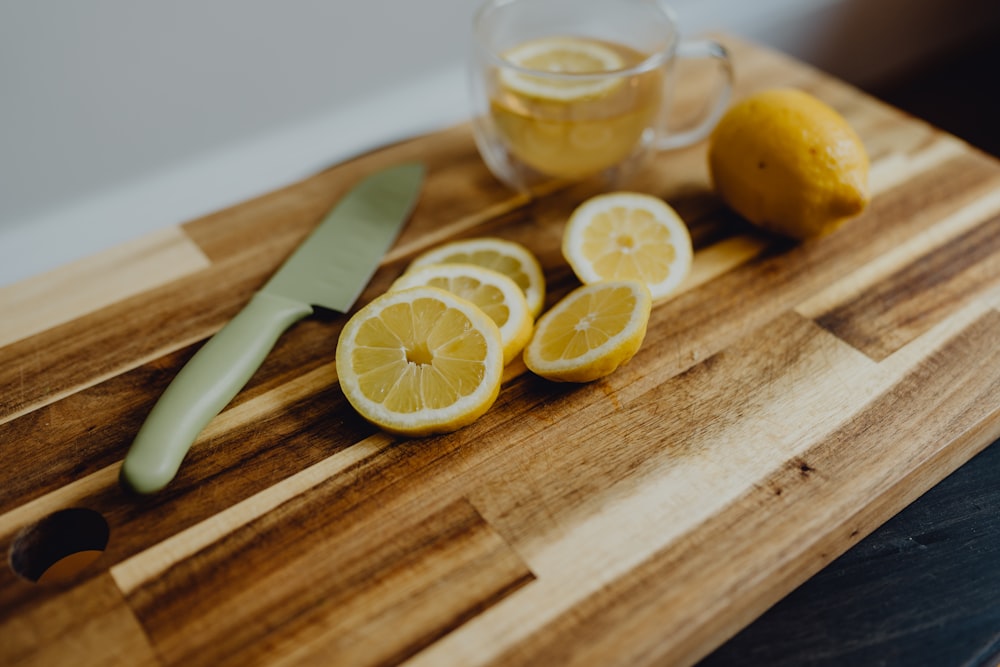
<box><xmin>499</xmin><ymin>36</ymin><xmax>626</xmax><ymax>101</ymax></box>
<box><xmin>336</xmin><ymin>286</ymin><xmax>504</xmax><ymax>436</ymax></box>
<box><xmin>524</xmin><ymin>280</ymin><xmax>652</xmax><ymax>383</ymax></box>
<box><xmin>409</xmin><ymin>237</ymin><xmax>546</xmax><ymax>318</ymax></box>
<box><xmin>390</xmin><ymin>263</ymin><xmax>534</xmax><ymax>366</ymax></box>
<box><xmin>562</xmin><ymin>192</ymin><xmax>693</xmax><ymax>301</ymax></box>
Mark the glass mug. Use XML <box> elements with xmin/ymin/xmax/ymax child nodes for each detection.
<box><xmin>470</xmin><ymin>0</ymin><xmax>734</xmax><ymax>191</ymax></box>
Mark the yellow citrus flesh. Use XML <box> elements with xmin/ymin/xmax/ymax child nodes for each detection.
<box><xmin>409</xmin><ymin>237</ymin><xmax>546</xmax><ymax>318</ymax></box>
<box><xmin>708</xmin><ymin>88</ymin><xmax>870</xmax><ymax>239</ymax></box>
<box><xmin>389</xmin><ymin>263</ymin><xmax>533</xmax><ymax>366</ymax></box>
<box><xmin>562</xmin><ymin>192</ymin><xmax>693</xmax><ymax>302</ymax></box>
<box><xmin>524</xmin><ymin>280</ymin><xmax>652</xmax><ymax>383</ymax></box>
<box><xmin>335</xmin><ymin>286</ymin><xmax>503</xmax><ymax>436</ymax></box>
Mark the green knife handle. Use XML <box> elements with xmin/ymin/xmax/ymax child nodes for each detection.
<box><xmin>120</xmin><ymin>292</ymin><xmax>314</xmax><ymax>494</ymax></box>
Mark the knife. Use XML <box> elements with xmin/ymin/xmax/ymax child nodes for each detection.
<box><xmin>120</xmin><ymin>162</ymin><xmax>425</xmax><ymax>494</ymax></box>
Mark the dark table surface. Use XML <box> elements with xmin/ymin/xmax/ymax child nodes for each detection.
<box><xmin>701</xmin><ymin>35</ymin><xmax>1000</xmax><ymax>667</ymax></box>
<box><xmin>702</xmin><ymin>438</ymin><xmax>1000</xmax><ymax>666</ymax></box>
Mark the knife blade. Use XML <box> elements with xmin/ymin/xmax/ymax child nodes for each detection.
<box><xmin>120</xmin><ymin>162</ymin><xmax>425</xmax><ymax>494</ymax></box>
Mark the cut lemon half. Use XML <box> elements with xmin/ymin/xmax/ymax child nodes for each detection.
<box><xmin>562</xmin><ymin>192</ymin><xmax>693</xmax><ymax>301</ymax></box>
<box><xmin>499</xmin><ymin>36</ymin><xmax>626</xmax><ymax>101</ymax></box>
<box><xmin>335</xmin><ymin>286</ymin><xmax>504</xmax><ymax>437</ymax></box>
<box><xmin>524</xmin><ymin>280</ymin><xmax>652</xmax><ymax>383</ymax></box>
<box><xmin>389</xmin><ymin>263</ymin><xmax>533</xmax><ymax>366</ymax></box>
<box><xmin>409</xmin><ymin>237</ymin><xmax>546</xmax><ymax>318</ymax></box>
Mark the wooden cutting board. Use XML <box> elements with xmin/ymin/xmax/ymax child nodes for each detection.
<box><xmin>2</xmin><ymin>35</ymin><xmax>1000</xmax><ymax>667</ymax></box>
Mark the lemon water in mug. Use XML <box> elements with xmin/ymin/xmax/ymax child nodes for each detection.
<box><xmin>470</xmin><ymin>0</ymin><xmax>734</xmax><ymax>192</ymax></box>
<box><xmin>488</xmin><ymin>36</ymin><xmax>663</xmax><ymax>181</ymax></box>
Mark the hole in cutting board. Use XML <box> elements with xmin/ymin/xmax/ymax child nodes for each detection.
<box><xmin>8</xmin><ymin>508</ymin><xmax>110</xmax><ymax>585</ymax></box>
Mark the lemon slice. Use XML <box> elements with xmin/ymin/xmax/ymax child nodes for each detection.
<box><xmin>524</xmin><ymin>280</ymin><xmax>651</xmax><ymax>383</ymax></box>
<box><xmin>335</xmin><ymin>286</ymin><xmax>504</xmax><ymax>436</ymax></box>
<box><xmin>499</xmin><ymin>36</ymin><xmax>625</xmax><ymax>101</ymax></box>
<box><xmin>562</xmin><ymin>192</ymin><xmax>693</xmax><ymax>301</ymax></box>
<box><xmin>389</xmin><ymin>263</ymin><xmax>533</xmax><ymax>366</ymax></box>
<box><xmin>409</xmin><ymin>237</ymin><xmax>546</xmax><ymax>318</ymax></box>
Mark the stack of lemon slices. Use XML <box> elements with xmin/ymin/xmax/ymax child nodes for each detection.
<box><xmin>336</xmin><ymin>238</ymin><xmax>544</xmax><ymax>436</ymax></box>
<box><xmin>335</xmin><ymin>193</ymin><xmax>692</xmax><ymax>437</ymax></box>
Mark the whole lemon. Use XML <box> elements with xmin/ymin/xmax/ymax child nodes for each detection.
<box><xmin>708</xmin><ymin>88</ymin><xmax>870</xmax><ymax>239</ymax></box>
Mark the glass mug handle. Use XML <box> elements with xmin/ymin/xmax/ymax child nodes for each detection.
<box><xmin>656</xmin><ymin>39</ymin><xmax>734</xmax><ymax>150</ymax></box>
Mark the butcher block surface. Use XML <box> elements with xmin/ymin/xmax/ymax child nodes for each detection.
<box><xmin>3</xmin><ymin>35</ymin><xmax>1000</xmax><ymax>667</ymax></box>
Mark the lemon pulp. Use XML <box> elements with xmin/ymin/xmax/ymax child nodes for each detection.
<box><xmin>390</xmin><ymin>263</ymin><xmax>534</xmax><ymax>366</ymax></box>
<box><xmin>354</xmin><ymin>299</ymin><xmax>489</xmax><ymax>412</ymax></box>
<box><xmin>563</xmin><ymin>192</ymin><xmax>693</xmax><ymax>301</ymax></box>
<box><xmin>524</xmin><ymin>280</ymin><xmax>652</xmax><ymax>383</ymax></box>
<box><xmin>336</xmin><ymin>287</ymin><xmax>503</xmax><ymax>436</ymax></box>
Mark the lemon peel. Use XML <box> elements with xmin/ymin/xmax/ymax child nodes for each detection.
<box><xmin>708</xmin><ymin>88</ymin><xmax>870</xmax><ymax>239</ymax></box>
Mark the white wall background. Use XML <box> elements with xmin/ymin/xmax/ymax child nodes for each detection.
<box><xmin>2</xmin><ymin>0</ymin><xmax>999</xmax><ymax>285</ymax></box>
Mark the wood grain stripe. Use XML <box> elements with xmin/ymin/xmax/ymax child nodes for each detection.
<box><xmin>797</xmin><ymin>185</ymin><xmax>1000</xmax><ymax>319</ymax></box>
<box><xmin>126</xmin><ymin>497</ymin><xmax>533</xmax><ymax>667</ymax></box>
<box><xmin>0</xmin><ymin>257</ymin><xmax>263</xmax><ymax>424</ymax></box>
<box><xmin>385</xmin><ymin>193</ymin><xmax>531</xmax><ymax>264</ymax></box>
<box><xmin>812</xmin><ymin>206</ymin><xmax>1000</xmax><ymax>360</ymax></box>
<box><xmin>0</xmin><ymin>226</ymin><xmax>211</xmax><ymax>349</ymax></box>
<box><xmin>867</xmin><ymin>133</ymin><xmax>966</xmax><ymax>195</ymax></box>
<box><xmin>678</xmin><ymin>234</ymin><xmax>771</xmax><ymax>297</ymax></box>
<box><xmin>110</xmin><ymin>431</ymin><xmax>391</xmax><ymax>593</ymax></box>
<box><xmin>0</xmin><ymin>573</ymin><xmax>159</xmax><ymax>667</ymax></box>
